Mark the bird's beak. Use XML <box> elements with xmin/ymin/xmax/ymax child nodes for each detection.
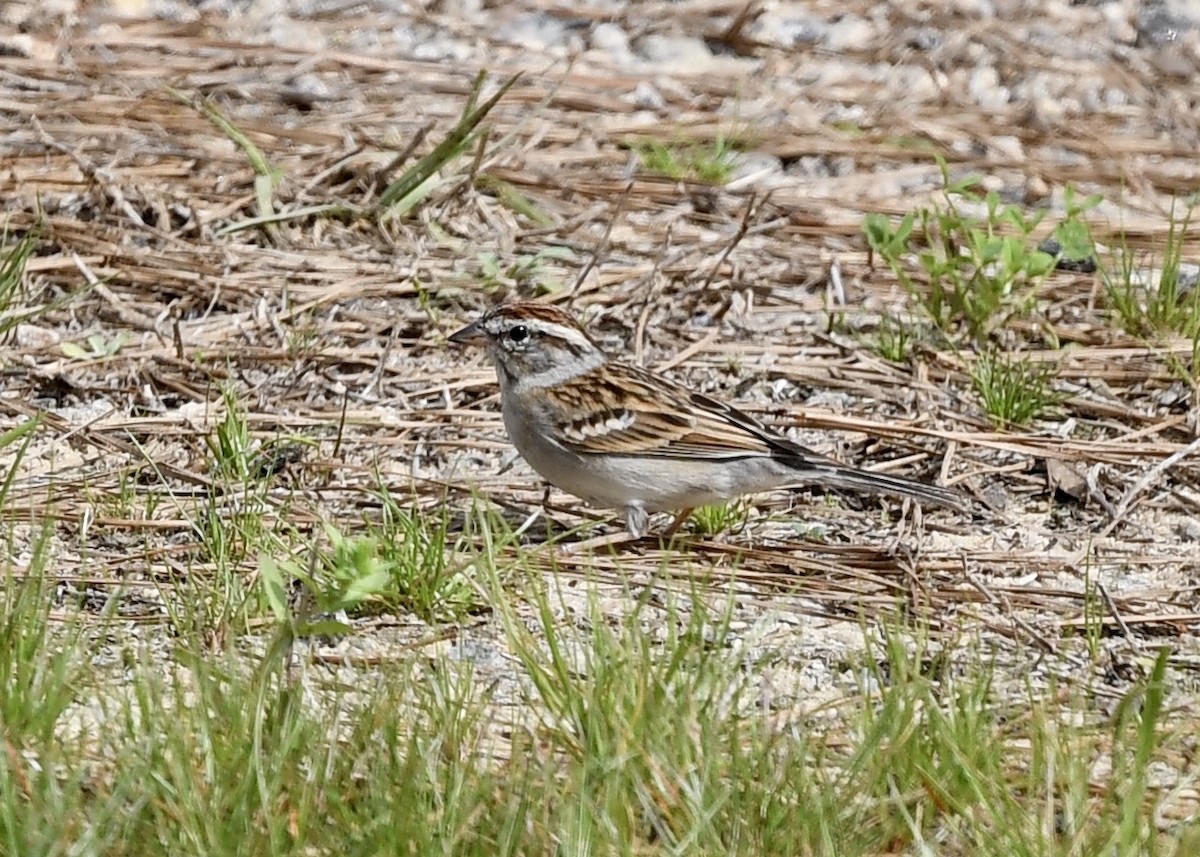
<box><xmin>449</xmin><ymin>319</ymin><xmax>487</xmax><ymax>347</ymax></box>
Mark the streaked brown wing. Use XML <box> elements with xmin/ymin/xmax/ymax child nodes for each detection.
<box><xmin>553</xmin><ymin>362</ymin><xmax>779</xmax><ymax>460</ymax></box>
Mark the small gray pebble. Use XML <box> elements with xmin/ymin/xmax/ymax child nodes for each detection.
<box><xmin>635</xmin><ymin>34</ymin><xmax>713</xmax><ymax>66</ymax></box>
<box><xmin>753</xmin><ymin>11</ymin><xmax>828</xmax><ymax>47</ymax></box>
<box><xmin>904</xmin><ymin>26</ymin><xmax>943</xmax><ymax>51</ymax></box>
<box><xmin>497</xmin><ymin>12</ymin><xmax>571</xmax><ymax>51</ymax></box>
<box><xmin>1177</xmin><ymin>519</ymin><xmax>1200</xmax><ymax>542</ymax></box>
<box><xmin>1137</xmin><ymin>6</ymin><xmax>1196</xmax><ymax>46</ymax></box>
<box><xmin>591</xmin><ymin>22</ymin><xmax>630</xmax><ymax>54</ymax></box>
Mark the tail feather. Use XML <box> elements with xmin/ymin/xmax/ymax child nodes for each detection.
<box><xmin>806</xmin><ymin>463</ymin><xmax>966</xmax><ymax>512</ymax></box>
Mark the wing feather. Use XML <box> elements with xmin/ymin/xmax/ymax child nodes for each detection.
<box><xmin>554</xmin><ymin>362</ymin><xmax>799</xmax><ymax>461</ymax></box>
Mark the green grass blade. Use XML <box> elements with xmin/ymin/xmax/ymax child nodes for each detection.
<box><xmin>376</xmin><ymin>70</ymin><xmax>522</xmax><ymax>212</ymax></box>
<box><xmin>168</xmin><ymin>86</ymin><xmax>282</xmax><ymax>223</ymax></box>
<box><xmin>0</xmin><ymin>414</ymin><xmax>40</xmax><ymax>510</ymax></box>
<box><xmin>213</xmin><ymin>203</ymin><xmax>356</xmax><ymax>236</ymax></box>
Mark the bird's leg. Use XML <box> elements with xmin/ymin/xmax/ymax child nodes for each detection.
<box><xmin>552</xmin><ymin>505</ymin><xmax>704</xmax><ymax>555</ymax></box>
<box><xmin>540</xmin><ymin>484</ymin><xmax>555</xmax><ymax>539</ymax></box>
<box><xmin>555</xmin><ymin>503</ymin><xmax>646</xmax><ymax>556</ymax></box>
<box><xmin>625</xmin><ymin>504</ymin><xmax>648</xmax><ymax>538</ymax></box>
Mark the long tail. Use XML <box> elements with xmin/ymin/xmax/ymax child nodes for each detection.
<box><xmin>804</xmin><ymin>462</ymin><xmax>966</xmax><ymax>513</ymax></box>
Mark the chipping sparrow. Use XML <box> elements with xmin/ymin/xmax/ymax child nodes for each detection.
<box><xmin>450</xmin><ymin>302</ymin><xmax>964</xmax><ymax>538</ymax></box>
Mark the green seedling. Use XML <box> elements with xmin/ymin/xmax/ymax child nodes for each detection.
<box><xmin>61</xmin><ymin>331</ymin><xmax>129</xmax><ymax>360</ymax></box>
<box><xmin>630</xmin><ymin>135</ymin><xmax>741</xmax><ymax>184</ymax></box>
<box><xmin>864</xmin><ymin>161</ymin><xmax>1101</xmax><ymax>344</ymax></box>
<box><xmin>970</xmin><ymin>350</ymin><xmax>1064</xmax><ymax>427</ymax></box>
<box><xmin>169</xmin><ymin>88</ymin><xmax>283</xmax><ymax>231</ymax></box>
<box><xmin>1103</xmin><ymin>202</ymin><xmax>1200</xmax><ymax>380</ymax></box>
<box><xmin>0</xmin><ymin>220</ymin><xmax>40</xmax><ymax>341</ymax></box>
<box><xmin>478</xmin><ymin>245</ymin><xmax>575</xmax><ymax>294</ymax></box>
<box><xmin>688</xmin><ymin>499</ymin><xmax>750</xmax><ymax>536</ymax></box>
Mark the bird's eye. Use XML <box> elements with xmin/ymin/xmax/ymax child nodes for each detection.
<box><xmin>507</xmin><ymin>325</ymin><xmax>529</xmax><ymax>343</ymax></box>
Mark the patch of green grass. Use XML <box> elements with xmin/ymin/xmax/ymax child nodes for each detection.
<box><xmin>1104</xmin><ymin>202</ymin><xmax>1200</xmax><ymax>377</ymax></box>
<box><xmin>199</xmin><ymin>386</ymin><xmax>273</xmax><ymax>569</ymax></box>
<box><xmin>0</xmin><ymin>214</ymin><xmax>88</xmax><ymax>348</ymax></box>
<box><xmin>282</xmin><ymin>307</ymin><xmax>322</xmax><ymax>359</ymax></box>
<box><xmin>0</xmin><ymin>573</ymin><xmax>114</xmax><ymax>855</ymax></box>
<box><xmin>0</xmin><ymin>535</ymin><xmax>1197</xmax><ymax>855</ymax></box>
<box><xmin>1079</xmin><ymin>561</ymin><xmax>1105</xmax><ymax>662</ymax></box>
<box><xmin>375</xmin><ymin>70</ymin><xmax>523</xmax><ymax>219</ymax></box>
<box><xmin>0</xmin><ymin>216</ymin><xmax>97</xmax><ymax>345</ymax></box>
<box><xmin>260</xmin><ymin>490</ymin><xmax>493</xmax><ymax>637</ymax></box>
<box><xmin>1</xmin><ymin>557</ymin><xmax>86</xmax><ymax>750</ymax></box>
<box><xmin>97</xmin><ymin>636</ymin><xmax>513</xmax><ymax>854</ymax></box>
<box><xmin>0</xmin><ymin>219</ymin><xmax>51</xmax><ymax>344</ymax></box>
<box><xmin>971</xmin><ymin>350</ymin><xmax>1065</xmax><ymax>427</ymax></box>
<box><xmin>688</xmin><ymin>499</ymin><xmax>750</xmax><ymax>536</ymax></box>
<box><xmin>870</xmin><ymin>315</ymin><xmax>921</xmax><ymax>362</ymax></box>
<box><xmin>156</xmin><ymin>385</ymin><xmax>285</xmax><ymax>639</ymax></box>
<box><xmin>364</xmin><ymin>490</ymin><xmax>492</xmax><ymax>620</ymax></box>
<box><xmin>863</xmin><ymin>161</ymin><xmax>1100</xmax><ymax>345</ymax></box>
<box><xmin>492</xmin><ymin>577</ymin><xmax>1197</xmax><ymax>854</ymax></box>
<box><xmin>205</xmin><ymin>385</ymin><xmax>258</xmax><ymax>485</ymax></box>
<box><xmin>478</xmin><ymin>245</ymin><xmax>576</xmax><ymax>295</ymax></box>
<box><xmin>494</xmin><ymin>574</ymin><xmax>774</xmax><ymax>851</ymax></box>
<box><xmin>630</xmin><ymin>135</ymin><xmax>741</xmax><ymax>184</ymax></box>
<box><xmin>845</xmin><ymin>627</ymin><xmax>1184</xmax><ymax>855</ymax></box>
<box><xmin>0</xmin><ymin>415</ymin><xmax>40</xmax><ymax>510</ymax></box>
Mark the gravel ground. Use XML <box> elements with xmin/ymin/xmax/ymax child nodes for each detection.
<box><xmin>2</xmin><ymin>0</ymin><xmax>1200</xmax><ymax>764</ymax></box>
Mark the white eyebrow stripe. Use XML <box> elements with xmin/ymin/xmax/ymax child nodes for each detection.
<box><xmin>522</xmin><ymin>319</ymin><xmax>593</xmax><ymax>346</ymax></box>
